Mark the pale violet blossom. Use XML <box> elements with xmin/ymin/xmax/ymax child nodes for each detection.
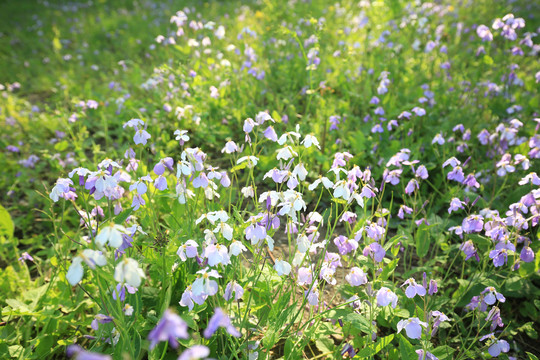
<box><xmin>274</xmin><ymin>260</ymin><xmax>292</xmax><ymax>276</ymax></box>
<box><xmin>397</xmin><ymin>317</ymin><xmax>428</xmax><ymax>339</ymax></box>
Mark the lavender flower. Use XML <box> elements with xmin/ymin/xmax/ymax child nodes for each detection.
<box><xmin>397</xmin><ymin>317</ymin><xmax>427</xmax><ymax>339</ymax></box>
<box><xmin>416</xmin><ymin>349</ymin><xmax>438</xmax><ymax>360</ymax></box>
<box><xmin>178</xmin><ymin>345</ymin><xmax>210</xmax><ymax>360</ymax></box>
<box><xmin>480</xmin><ymin>333</ymin><xmax>510</xmax><ymax>357</ymax></box>
<box><xmin>67</xmin><ymin>345</ymin><xmax>111</xmax><ymax>360</ymax></box>
<box><xmin>345</xmin><ymin>267</ymin><xmax>368</xmax><ymax>286</ymax></box>
<box><xmin>203</xmin><ymin>308</ymin><xmax>241</xmax><ymax>338</ymax></box>
<box><xmin>376</xmin><ymin>287</ymin><xmax>398</xmax><ymax>308</ymax></box>
<box><xmin>402</xmin><ymin>278</ymin><xmax>426</xmax><ymax>298</ymax></box>
<box><xmin>147</xmin><ymin>309</ymin><xmax>189</xmax><ymax>349</ymax></box>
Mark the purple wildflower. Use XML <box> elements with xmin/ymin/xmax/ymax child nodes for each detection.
<box><xmin>402</xmin><ymin>278</ymin><xmax>426</xmax><ymax>298</ymax></box>
<box><xmin>67</xmin><ymin>345</ymin><xmax>112</xmax><ymax>360</ymax></box>
<box><xmin>363</xmin><ymin>242</ymin><xmax>386</xmax><ymax>262</ymax></box>
<box><xmin>397</xmin><ymin>317</ymin><xmax>427</xmax><ymax>339</ymax></box>
<box><xmin>147</xmin><ymin>309</ymin><xmax>189</xmax><ymax>350</ymax></box>
<box><xmin>460</xmin><ymin>240</ymin><xmax>480</xmax><ymax>261</ymax></box>
<box><xmin>376</xmin><ymin>287</ymin><xmax>398</xmax><ymax>308</ymax></box>
<box><xmin>480</xmin><ymin>333</ymin><xmax>510</xmax><ymax>357</ymax></box>
<box><xmin>203</xmin><ymin>308</ymin><xmax>241</xmax><ymax>338</ymax></box>
<box><xmin>18</xmin><ymin>252</ymin><xmax>34</xmax><ymax>263</ymax></box>
<box><xmin>345</xmin><ymin>267</ymin><xmax>368</xmax><ymax>286</ymax></box>
<box><xmin>178</xmin><ymin>346</ymin><xmax>210</xmax><ymax>360</ymax></box>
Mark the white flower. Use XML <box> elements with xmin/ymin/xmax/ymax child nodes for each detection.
<box><xmin>177</xmin><ymin>161</ymin><xmax>192</xmax><ymax>177</ymax></box>
<box><xmin>292</xmin><ymin>163</ymin><xmax>308</xmax><ymax>181</ymax></box>
<box><xmin>351</xmin><ymin>192</ymin><xmax>365</xmax><ymax>208</ymax></box>
<box><xmin>297</xmin><ymin>234</ymin><xmax>311</xmax><ymax>253</ymax></box>
<box><xmin>174</xmin><ymin>129</ymin><xmax>190</xmax><ymax>143</ymax></box>
<box><xmin>123</xmin><ymin>304</ymin><xmax>134</xmax><ymax>316</ymax></box>
<box><xmin>265</xmin><ymin>235</ymin><xmax>275</xmax><ymax>251</ymax></box>
<box><xmin>258</xmin><ymin>191</ymin><xmax>280</xmax><ymax>206</ymax></box>
<box><xmin>176</xmin><ymin>182</ymin><xmax>194</xmax><ymax>204</ymax></box>
<box><xmin>192</xmin><ymin>268</ymin><xmax>221</xmax><ymax>297</ymax></box>
<box><xmin>292</xmin><ymin>251</ymin><xmax>306</xmax><ymax>267</ymax></box>
<box><xmin>95</xmin><ymin>223</ymin><xmax>127</xmax><ymax>248</ymax></box>
<box><xmin>241</xmin><ymin>186</ymin><xmax>255</xmax><ymax>198</ymax></box>
<box><xmin>66</xmin><ymin>250</ymin><xmax>107</xmax><ymax>286</ymax></box>
<box><xmin>215</xmin><ymin>25</ymin><xmax>225</xmax><ymax>39</ymax></box>
<box><xmin>255</xmin><ymin>111</ymin><xmax>274</xmax><ymax>124</ymax></box>
<box><xmin>308</xmin><ymin>176</ymin><xmax>333</xmax><ymax>191</ymax></box>
<box><xmin>66</xmin><ymin>257</ymin><xmax>84</xmax><ymax>286</ymax></box>
<box><xmin>237</xmin><ymin>156</ymin><xmax>259</xmax><ymax>168</ymax></box>
<box><xmin>98</xmin><ymin>159</ymin><xmax>122</xmax><ymax>169</ymax></box>
<box><xmin>333</xmin><ymin>180</ymin><xmax>351</xmax><ymax>200</ymax></box>
<box><xmin>214</xmin><ymin>222</ymin><xmax>234</xmax><ymax>240</ymax></box>
<box><xmin>229</xmin><ymin>240</ymin><xmax>247</xmax><ymax>256</ymax></box>
<box><xmin>306</xmin><ymin>212</ymin><xmax>324</xmax><ymax>224</ymax></box>
<box><xmin>68</xmin><ymin>167</ymin><xmax>91</xmax><ymax>179</ymax></box>
<box><xmin>277</xmin><ymin>130</ymin><xmax>301</xmax><ymax>145</ymax></box>
<box><xmin>81</xmin><ymin>249</ymin><xmax>107</xmax><ymax>268</ymax></box>
<box><xmin>50</xmin><ymin>178</ymin><xmax>73</xmax><ymax>202</ymax></box>
<box><xmin>207</xmin><ymin>210</ymin><xmax>229</xmax><ymax>223</ymax></box>
<box><xmin>114</xmin><ymin>258</ymin><xmax>145</xmax><ymax>287</ymax></box>
<box><xmin>277</xmin><ymin>190</ymin><xmax>306</xmax><ymax>221</ymax></box>
<box><xmin>221</xmin><ymin>141</ymin><xmax>238</xmax><ymax>154</ymax></box>
<box><xmin>301</xmin><ymin>134</ymin><xmax>320</xmax><ymax>149</ymax></box>
<box><xmin>274</xmin><ymin>260</ymin><xmax>291</xmax><ymax>276</ymax></box>
<box><xmin>276</xmin><ymin>146</ymin><xmax>298</xmax><ymax>161</ymax></box>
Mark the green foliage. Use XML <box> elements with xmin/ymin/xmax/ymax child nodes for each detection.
<box><xmin>0</xmin><ymin>0</ymin><xmax>539</xmax><ymax>359</ymax></box>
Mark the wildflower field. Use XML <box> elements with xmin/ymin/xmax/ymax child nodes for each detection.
<box><xmin>1</xmin><ymin>0</ymin><xmax>540</xmax><ymax>358</ymax></box>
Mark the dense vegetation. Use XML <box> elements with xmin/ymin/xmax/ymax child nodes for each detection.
<box><xmin>0</xmin><ymin>0</ymin><xmax>539</xmax><ymax>359</ymax></box>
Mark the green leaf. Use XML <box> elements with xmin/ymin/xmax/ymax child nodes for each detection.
<box><xmin>53</xmin><ymin>140</ymin><xmax>69</xmax><ymax>152</ymax></box>
<box><xmin>115</xmin><ymin>208</ymin><xmax>133</xmax><ymax>225</ymax></box>
<box><xmin>263</xmin><ymin>303</ymin><xmax>296</xmax><ymax>348</ymax></box>
<box><xmin>398</xmin><ymin>334</ymin><xmax>415</xmax><ymax>360</ymax></box>
<box><xmin>416</xmin><ymin>224</ymin><xmax>430</xmax><ymax>258</ymax></box>
<box><xmin>432</xmin><ymin>345</ymin><xmax>455</xmax><ymax>359</ymax></box>
<box><xmin>284</xmin><ymin>338</ymin><xmax>298</xmax><ymax>358</ymax></box>
<box><xmin>517</xmin><ymin>322</ymin><xmax>538</xmax><ymax>339</ymax></box>
<box><xmin>346</xmin><ymin>313</ymin><xmax>372</xmax><ymax>334</ymax></box>
<box><xmin>315</xmin><ymin>338</ymin><xmax>334</xmax><ymax>353</ymax></box>
<box><xmin>271</xmin><ymin>110</ymin><xmax>281</xmax><ymax>123</ymax></box>
<box><xmin>0</xmin><ymin>204</ymin><xmax>14</xmax><ymax>239</ymax></box>
<box><xmin>230</xmin><ymin>162</ymin><xmax>247</xmax><ymax>173</ymax></box>
<box><xmin>380</xmin><ymin>258</ymin><xmax>399</xmax><ymax>281</ymax></box>
<box><xmin>354</xmin><ymin>334</ymin><xmax>394</xmax><ymax>358</ymax></box>
<box><xmin>393</xmin><ymin>308</ymin><xmax>410</xmax><ymax>318</ymax></box>
<box><xmin>483</xmin><ymin>55</ymin><xmax>494</xmax><ymax>65</ymax></box>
